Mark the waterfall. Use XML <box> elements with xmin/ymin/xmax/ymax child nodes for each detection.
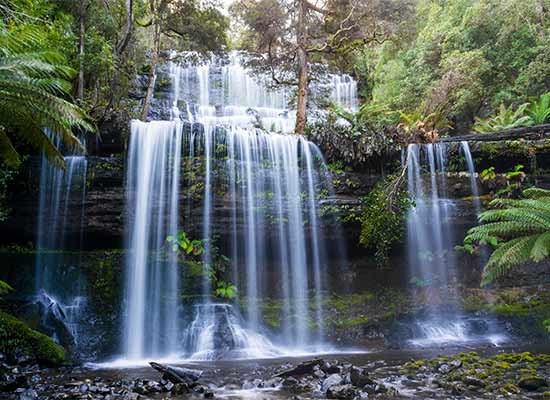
<box><xmin>406</xmin><ymin>143</ymin><xmax>456</xmax><ymax>294</ymax></box>
<box><xmin>120</xmin><ymin>53</ymin><xmax>353</xmax><ymax>361</ymax></box>
<box><xmin>123</xmin><ymin>121</ymin><xmax>183</xmax><ymax>360</ymax></box>
<box><xmin>35</xmin><ymin>147</ymin><xmax>88</xmax><ymax>347</ymax></box>
<box><xmin>405</xmin><ymin>143</ymin><xmax>506</xmax><ymax>346</ymax></box>
<box><xmin>461</xmin><ymin>141</ymin><xmax>481</xmax><ymax>213</ymax></box>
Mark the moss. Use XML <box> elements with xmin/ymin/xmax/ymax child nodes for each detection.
<box><xmin>0</xmin><ymin>311</ymin><xmax>65</xmax><ymax>366</ymax></box>
<box><xmin>337</xmin><ymin>316</ymin><xmax>370</xmax><ymax>327</ymax></box>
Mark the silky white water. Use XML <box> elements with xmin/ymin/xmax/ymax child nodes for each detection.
<box><xmin>405</xmin><ymin>143</ymin><xmax>505</xmax><ymax>346</ymax></box>
<box><xmin>35</xmin><ymin>148</ymin><xmax>87</xmax><ymax>346</ymax></box>
<box><xmin>121</xmin><ymin>53</ymin><xmax>354</xmax><ymax>361</ymax></box>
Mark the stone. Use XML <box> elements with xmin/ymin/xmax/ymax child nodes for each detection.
<box><xmin>462</xmin><ymin>376</ymin><xmax>486</xmax><ymax>388</ymax></box>
<box><xmin>518</xmin><ymin>376</ymin><xmax>548</xmax><ymax>391</ymax></box>
<box><xmin>349</xmin><ymin>367</ymin><xmax>373</xmax><ymax>387</ymax></box>
<box><xmin>326</xmin><ymin>384</ymin><xmax>356</xmax><ymax>399</ymax></box>
<box><xmin>275</xmin><ymin>359</ymin><xmax>323</xmax><ymax>378</ymax></box>
<box><xmin>322</xmin><ymin>374</ymin><xmax>343</xmax><ymax>392</ymax></box>
<box><xmin>321</xmin><ymin>362</ymin><xmax>340</xmax><ymax>375</ymax></box>
<box><xmin>18</xmin><ymin>389</ymin><xmax>38</xmax><ymax>400</ymax></box>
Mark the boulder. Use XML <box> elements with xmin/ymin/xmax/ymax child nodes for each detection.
<box><xmin>518</xmin><ymin>376</ymin><xmax>547</xmax><ymax>391</ymax></box>
<box><xmin>349</xmin><ymin>367</ymin><xmax>373</xmax><ymax>387</ymax></box>
<box><xmin>275</xmin><ymin>359</ymin><xmax>323</xmax><ymax>378</ymax></box>
<box><xmin>322</xmin><ymin>374</ymin><xmax>343</xmax><ymax>392</ymax></box>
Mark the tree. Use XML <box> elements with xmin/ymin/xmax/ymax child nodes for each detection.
<box><xmin>231</xmin><ymin>0</ymin><xmax>392</xmax><ymax>134</ymax></box>
<box><xmin>464</xmin><ymin>188</ymin><xmax>550</xmax><ymax>286</ymax></box>
<box><xmin>0</xmin><ymin>24</ymin><xmax>92</xmax><ymax>168</ymax></box>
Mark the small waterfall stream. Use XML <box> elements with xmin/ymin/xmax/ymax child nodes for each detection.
<box><xmin>35</xmin><ymin>149</ymin><xmax>88</xmax><ymax>347</ymax></box>
<box><xmin>405</xmin><ymin>143</ymin><xmax>505</xmax><ymax>346</ymax></box>
<box><xmin>121</xmin><ymin>53</ymin><xmax>353</xmax><ymax>361</ymax></box>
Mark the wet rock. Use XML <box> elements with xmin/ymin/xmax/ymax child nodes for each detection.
<box><xmin>349</xmin><ymin>367</ymin><xmax>373</xmax><ymax>387</ymax></box>
<box><xmin>18</xmin><ymin>388</ymin><xmax>38</xmax><ymax>400</ymax></box>
<box><xmin>322</xmin><ymin>374</ymin><xmax>343</xmax><ymax>392</ymax></box>
<box><xmin>518</xmin><ymin>376</ymin><xmax>548</xmax><ymax>391</ymax></box>
<box><xmin>275</xmin><ymin>359</ymin><xmax>323</xmax><ymax>378</ymax></box>
<box><xmin>282</xmin><ymin>377</ymin><xmax>300</xmax><ymax>390</ymax></box>
<box><xmin>321</xmin><ymin>362</ymin><xmax>340</xmax><ymax>375</ymax></box>
<box><xmin>462</xmin><ymin>375</ymin><xmax>486</xmax><ymax>388</ymax></box>
<box><xmin>326</xmin><ymin>384</ymin><xmax>356</xmax><ymax>399</ymax></box>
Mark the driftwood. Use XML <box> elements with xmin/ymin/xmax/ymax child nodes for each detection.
<box><xmin>149</xmin><ymin>362</ymin><xmax>203</xmax><ymax>384</ymax></box>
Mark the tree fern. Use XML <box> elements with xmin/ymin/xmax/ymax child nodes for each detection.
<box><xmin>0</xmin><ymin>24</ymin><xmax>93</xmax><ymax>168</ymax></box>
<box><xmin>473</xmin><ymin>103</ymin><xmax>532</xmax><ymax>133</ymax></box>
<box><xmin>465</xmin><ymin>188</ymin><xmax>550</xmax><ymax>286</ymax></box>
<box><xmin>527</xmin><ymin>93</ymin><xmax>550</xmax><ymax>125</ymax></box>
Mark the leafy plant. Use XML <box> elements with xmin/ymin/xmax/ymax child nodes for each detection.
<box><xmin>480</xmin><ymin>167</ymin><xmax>496</xmax><ymax>181</ymax></box>
<box><xmin>167</xmin><ymin>231</ymin><xmax>203</xmax><ymax>257</ymax></box>
<box><xmin>360</xmin><ymin>175</ymin><xmax>413</xmax><ymax>265</ymax></box>
<box><xmin>215</xmin><ymin>281</ymin><xmax>237</xmax><ymax>299</ymax></box>
<box><xmin>506</xmin><ymin>164</ymin><xmax>524</xmax><ymax>180</ymax></box>
<box><xmin>0</xmin><ymin>280</ymin><xmax>12</xmax><ymax>298</ymax></box>
<box><xmin>464</xmin><ymin>188</ymin><xmax>550</xmax><ymax>286</ymax></box>
<box><xmin>473</xmin><ymin>103</ymin><xmax>532</xmax><ymax>133</ymax></box>
<box><xmin>527</xmin><ymin>93</ymin><xmax>550</xmax><ymax>125</ymax></box>
<box><xmin>0</xmin><ymin>24</ymin><xmax>93</xmax><ymax>168</ymax></box>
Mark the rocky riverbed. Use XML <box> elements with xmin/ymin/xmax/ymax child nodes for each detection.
<box><xmin>4</xmin><ymin>347</ymin><xmax>550</xmax><ymax>399</ymax></box>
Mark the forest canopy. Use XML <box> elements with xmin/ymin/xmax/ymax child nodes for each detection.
<box><xmin>0</xmin><ymin>0</ymin><xmax>549</xmax><ymax>166</ymax></box>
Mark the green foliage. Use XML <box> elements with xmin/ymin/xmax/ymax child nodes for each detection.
<box><xmin>167</xmin><ymin>231</ymin><xmax>203</xmax><ymax>257</ymax></box>
<box><xmin>306</xmin><ymin>111</ymin><xmax>399</xmax><ymax>169</ymax></box>
<box><xmin>356</xmin><ymin>0</ymin><xmax>550</xmax><ymax>133</ymax></box>
<box><xmin>359</xmin><ymin>175</ymin><xmax>412</xmax><ymax>265</ymax></box>
<box><xmin>481</xmin><ymin>167</ymin><xmax>496</xmax><ymax>181</ymax></box>
<box><xmin>527</xmin><ymin>93</ymin><xmax>550</xmax><ymax>125</ymax></box>
<box><xmin>474</xmin><ymin>103</ymin><xmax>532</xmax><ymax>133</ymax></box>
<box><xmin>464</xmin><ymin>187</ymin><xmax>550</xmax><ymax>286</ymax></box>
<box><xmin>214</xmin><ymin>281</ymin><xmax>237</xmax><ymax>300</ymax></box>
<box><xmin>0</xmin><ymin>22</ymin><xmax>93</xmax><ymax>168</ymax></box>
<box><xmin>0</xmin><ymin>311</ymin><xmax>65</xmax><ymax>366</ymax></box>
<box><xmin>0</xmin><ymin>280</ymin><xmax>12</xmax><ymax>297</ymax></box>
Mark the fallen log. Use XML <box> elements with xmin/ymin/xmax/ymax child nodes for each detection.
<box><xmin>149</xmin><ymin>362</ymin><xmax>203</xmax><ymax>384</ymax></box>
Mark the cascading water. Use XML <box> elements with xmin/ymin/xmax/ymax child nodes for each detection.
<box><xmin>121</xmin><ymin>53</ymin><xmax>352</xmax><ymax>361</ymax></box>
<box><xmin>124</xmin><ymin>121</ymin><xmax>182</xmax><ymax>360</ymax></box>
<box><xmin>35</xmin><ymin>148</ymin><xmax>88</xmax><ymax>347</ymax></box>
<box><xmin>406</xmin><ymin>143</ymin><xmax>506</xmax><ymax>347</ymax></box>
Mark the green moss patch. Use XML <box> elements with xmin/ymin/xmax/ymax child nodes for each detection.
<box><xmin>0</xmin><ymin>311</ymin><xmax>65</xmax><ymax>366</ymax></box>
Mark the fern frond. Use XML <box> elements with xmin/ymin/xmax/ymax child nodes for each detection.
<box><xmin>481</xmin><ymin>236</ymin><xmax>538</xmax><ymax>286</ymax></box>
<box><xmin>531</xmin><ymin>231</ymin><xmax>550</xmax><ymax>262</ymax></box>
<box><xmin>466</xmin><ymin>221</ymin><xmax>542</xmax><ymax>241</ymax></box>
<box><xmin>478</xmin><ymin>208</ymin><xmax>550</xmax><ymax>229</ymax></box>
<box><xmin>523</xmin><ymin>188</ymin><xmax>550</xmax><ymax>199</ymax></box>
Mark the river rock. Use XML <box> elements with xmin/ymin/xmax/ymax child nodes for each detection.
<box><xmin>326</xmin><ymin>384</ymin><xmax>356</xmax><ymax>399</ymax></box>
<box><xmin>518</xmin><ymin>375</ymin><xmax>547</xmax><ymax>391</ymax></box>
<box><xmin>462</xmin><ymin>375</ymin><xmax>486</xmax><ymax>388</ymax></box>
<box><xmin>322</xmin><ymin>374</ymin><xmax>343</xmax><ymax>392</ymax></box>
<box><xmin>275</xmin><ymin>359</ymin><xmax>323</xmax><ymax>378</ymax></box>
<box><xmin>349</xmin><ymin>366</ymin><xmax>373</xmax><ymax>387</ymax></box>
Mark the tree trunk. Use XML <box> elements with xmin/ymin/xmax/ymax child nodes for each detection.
<box><xmin>77</xmin><ymin>2</ymin><xmax>86</xmax><ymax>100</ymax></box>
<box><xmin>116</xmin><ymin>0</ymin><xmax>134</xmax><ymax>56</ymax></box>
<box><xmin>140</xmin><ymin>0</ymin><xmax>161</xmax><ymax>121</ymax></box>
<box><xmin>295</xmin><ymin>0</ymin><xmax>309</xmax><ymax>135</ymax></box>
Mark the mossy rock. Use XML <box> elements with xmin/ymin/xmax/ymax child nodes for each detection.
<box><xmin>518</xmin><ymin>375</ymin><xmax>548</xmax><ymax>391</ymax></box>
<box><xmin>0</xmin><ymin>311</ymin><xmax>65</xmax><ymax>366</ymax></box>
